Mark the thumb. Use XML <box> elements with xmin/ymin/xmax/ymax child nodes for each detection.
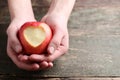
<box><xmin>47</xmin><ymin>30</ymin><xmax>63</xmax><ymax>54</ymax></box>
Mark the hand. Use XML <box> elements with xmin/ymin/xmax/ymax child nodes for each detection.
<box><xmin>28</xmin><ymin>13</ymin><xmax>69</xmax><ymax>69</ymax></box>
<box><xmin>6</xmin><ymin>18</ymin><xmax>41</xmax><ymax>71</ymax></box>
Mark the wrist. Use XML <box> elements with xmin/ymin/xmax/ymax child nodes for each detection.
<box><xmin>8</xmin><ymin>0</ymin><xmax>35</xmax><ymax>21</ymax></box>
<box><xmin>46</xmin><ymin>12</ymin><xmax>69</xmax><ymax>23</ymax></box>
<box><xmin>11</xmin><ymin>14</ymin><xmax>36</xmax><ymax>21</ymax></box>
<box><xmin>46</xmin><ymin>0</ymin><xmax>75</xmax><ymax>22</ymax></box>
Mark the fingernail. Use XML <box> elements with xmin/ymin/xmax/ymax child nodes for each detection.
<box><xmin>15</xmin><ymin>45</ymin><xmax>21</xmax><ymax>53</ymax></box>
<box><xmin>49</xmin><ymin>47</ymin><xmax>54</xmax><ymax>54</ymax></box>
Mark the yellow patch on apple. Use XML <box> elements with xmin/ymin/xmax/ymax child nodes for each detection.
<box><xmin>24</xmin><ymin>26</ymin><xmax>46</xmax><ymax>47</ymax></box>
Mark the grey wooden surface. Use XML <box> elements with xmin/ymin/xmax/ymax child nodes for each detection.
<box><xmin>1</xmin><ymin>0</ymin><xmax>120</xmax><ymax>79</ymax></box>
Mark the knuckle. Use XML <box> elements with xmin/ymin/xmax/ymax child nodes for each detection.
<box><xmin>47</xmin><ymin>56</ymin><xmax>54</xmax><ymax>62</ymax></box>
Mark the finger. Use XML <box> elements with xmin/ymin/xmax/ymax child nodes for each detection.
<box><xmin>29</xmin><ymin>54</ymin><xmax>53</xmax><ymax>70</ymax></box>
<box><xmin>39</xmin><ymin>61</ymin><xmax>49</xmax><ymax>70</ymax></box>
<box><xmin>7</xmin><ymin>26</ymin><xmax>22</xmax><ymax>53</ymax></box>
<box><xmin>28</xmin><ymin>54</ymin><xmax>53</xmax><ymax>69</ymax></box>
<box><xmin>39</xmin><ymin>61</ymin><xmax>53</xmax><ymax>70</ymax></box>
<box><xmin>48</xmin><ymin>62</ymin><xmax>53</xmax><ymax>69</ymax></box>
<box><xmin>7</xmin><ymin>41</ymin><xmax>39</xmax><ymax>71</ymax></box>
<box><xmin>47</xmin><ymin>30</ymin><xmax>64</xmax><ymax>54</ymax></box>
<box><xmin>18</xmin><ymin>54</ymin><xmax>29</xmax><ymax>63</ymax></box>
<box><xmin>29</xmin><ymin>54</ymin><xmax>47</xmax><ymax>62</ymax></box>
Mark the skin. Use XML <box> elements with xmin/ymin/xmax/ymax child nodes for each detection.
<box><xmin>7</xmin><ymin>0</ymin><xmax>76</xmax><ymax>71</ymax></box>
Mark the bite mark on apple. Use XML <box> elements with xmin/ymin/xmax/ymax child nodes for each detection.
<box><xmin>23</xmin><ymin>26</ymin><xmax>46</xmax><ymax>47</ymax></box>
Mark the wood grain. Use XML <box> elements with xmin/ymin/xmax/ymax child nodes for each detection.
<box><xmin>1</xmin><ymin>0</ymin><xmax>120</xmax><ymax>79</ymax></box>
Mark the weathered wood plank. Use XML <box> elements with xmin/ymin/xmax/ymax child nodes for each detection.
<box><xmin>1</xmin><ymin>76</ymin><xmax>120</xmax><ymax>80</ymax></box>
<box><xmin>1</xmin><ymin>7</ymin><xmax>120</xmax><ymax>77</ymax></box>
<box><xmin>1</xmin><ymin>0</ymin><xmax>120</xmax><ymax>79</ymax></box>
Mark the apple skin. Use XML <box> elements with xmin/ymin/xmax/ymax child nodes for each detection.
<box><xmin>18</xmin><ymin>22</ymin><xmax>52</xmax><ymax>54</ymax></box>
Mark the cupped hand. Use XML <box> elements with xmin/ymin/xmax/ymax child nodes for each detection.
<box><xmin>28</xmin><ymin>14</ymin><xmax>69</xmax><ymax>69</ymax></box>
<box><xmin>6</xmin><ymin>18</ymin><xmax>41</xmax><ymax>71</ymax></box>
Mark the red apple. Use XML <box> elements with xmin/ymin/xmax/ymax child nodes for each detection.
<box><xmin>18</xmin><ymin>22</ymin><xmax>52</xmax><ymax>54</ymax></box>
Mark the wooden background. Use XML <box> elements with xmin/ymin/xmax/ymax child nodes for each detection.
<box><xmin>1</xmin><ymin>0</ymin><xmax>120</xmax><ymax>80</ymax></box>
